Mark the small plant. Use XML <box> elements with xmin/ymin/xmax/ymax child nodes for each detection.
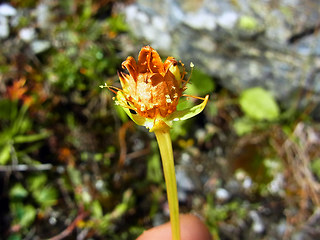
<box><xmin>234</xmin><ymin>87</ymin><xmax>280</xmax><ymax>136</ymax></box>
<box><xmin>0</xmin><ymin>79</ymin><xmax>50</xmax><ymax>165</ymax></box>
<box><xmin>102</xmin><ymin>46</ymin><xmax>209</xmax><ymax>240</ymax></box>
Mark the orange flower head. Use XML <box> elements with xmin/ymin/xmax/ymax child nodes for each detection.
<box><xmin>118</xmin><ymin>46</ymin><xmax>184</xmax><ymax>119</ymax></box>
<box><xmin>102</xmin><ymin>46</ymin><xmax>209</xmax><ymax>131</ymax></box>
<box><xmin>6</xmin><ymin>78</ymin><xmax>34</xmax><ymax>106</ymax></box>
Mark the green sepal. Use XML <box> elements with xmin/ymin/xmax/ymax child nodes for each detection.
<box><xmin>116</xmin><ymin>91</ymin><xmax>146</xmax><ymax>126</ymax></box>
<box><xmin>167</xmin><ymin>95</ymin><xmax>209</xmax><ymax>122</ymax></box>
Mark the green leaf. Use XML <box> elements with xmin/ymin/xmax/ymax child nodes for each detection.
<box><xmin>185</xmin><ymin>68</ymin><xmax>215</xmax><ymax>96</ymax></box>
<box><xmin>239</xmin><ymin>87</ymin><xmax>280</xmax><ymax>121</ymax></box>
<box><xmin>238</xmin><ymin>16</ymin><xmax>259</xmax><ymax>31</ymax></box>
<box><xmin>168</xmin><ymin>95</ymin><xmax>209</xmax><ymax>122</ymax></box>
<box><xmin>0</xmin><ymin>129</ymin><xmax>12</xmax><ymax>146</ymax></box>
<box><xmin>0</xmin><ymin>99</ymin><xmax>17</xmax><ymax>120</ymax></box>
<box><xmin>19</xmin><ymin>204</ymin><xmax>37</xmax><ymax>228</ymax></box>
<box><xmin>170</xmin><ymin>120</ymin><xmax>188</xmax><ymax>140</ymax></box>
<box><xmin>0</xmin><ymin>143</ymin><xmax>11</xmax><ymax>165</ymax></box>
<box><xmin>311</xmin><ymin>158</ymin><xmax>320</xmax><ymax>179</ymax></box>
<box><xmin>81</xmin><ymin>190</ymin><xmax>92</xmax><ymax>203</ymax></box>
<box><xmin>9</xmin><ymin>183</ymin><xmax>28</xmax><ymax>199</ymax></box>
<box><xmin>11</xmin><ymin>203</ymin><xmax>37</xmax><ymax>228</ymax></box>
<box><xmin>33</xmin><ymin>186</ymin><xmax>58</xmax><ymax>208</ymax></box>
<box><xmin>112</xmin><ymin>190</ymin><xmax>133</xmax><ymax>219</ymax></box>
<box><xmin>233</xmin><ymin>117</ymin><xmax>255</xmax><ymax>136</ymax></box>
<box><xmin>91</xmin><ymin>200</ymin><xmax>103</xmax><ymax>218</ymax></box>
<box><xmin>27</xmin><ymin>174</ymin><xmax>47</xmax><ymax>192</ymax></box>
<box><xmin>14</xmin><ymin>131</ymin><xmax>50</xmax><ymax>144</ymax></box>
<box><xmin>107</xmin><ymin>14</ymin><xmax>129</xmax><ymax>33</ymax></box>
<box><xmin>176</xmin><ymin>97</ymin><xmax>193</xmax><ymax>111</ymax></box>
<box><xmin>8</xmin><ymin>233</ymin><xmax>21</xmax><ymax>240</ymax></box>
<box><xmin>67</xmin><ymin>166</ymin><xmax>82</xmax><ymax>186</ymax></box>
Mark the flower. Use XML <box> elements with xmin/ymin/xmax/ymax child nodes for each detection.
<box><xmin>118</xmin><ymin>46</ymin><xmax>182</xmax><ymax>119</ymax></box>
<box><xmin>102</xmin><ymin>46</ymin><xmax>209</xmax><ymax>131</ymax></box>
<box><xmin>6</xmin><ymin>78</ymin><xmax>34</xmax><ymax>106</ymax></box>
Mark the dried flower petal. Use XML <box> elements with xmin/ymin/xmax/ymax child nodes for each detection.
<box><xmin>118</xmin><ymin>46</ymin><xmax>184</xmax><ymax>119</ymax></box>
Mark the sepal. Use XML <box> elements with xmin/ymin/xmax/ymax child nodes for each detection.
<box><xmin>116</xmin><ymin>91</ymin><xmax>146</xmax><ymax>126</ymax></box>
<box><xmin>167</xmin><ymin>95</ymin><xmax>209</xmax><ymax>122</ymax></box>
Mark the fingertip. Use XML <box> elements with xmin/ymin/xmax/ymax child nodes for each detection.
<box><xmin>137</xmin><ymin>214</ymin><xmax>212</xmax><ymax>240</ymax></box>
<box><xmin>180</xmin><ymin>214</ymin><xmax>212</xmax><ymax>240</ymax></box>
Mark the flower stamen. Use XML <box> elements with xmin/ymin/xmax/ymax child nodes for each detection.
<box><xmin>182</xmin><ymin>94</ymin><xmax>207</xmax><ymax>101</ymax></box>
<box><xmin>100</xmin><ymin>83</ymin><xmax>122</xmax><ymax>95</ymax></box>
<box><xmin>166</xmin><ymin>95</ymin><xmax>172</xmax><ymax>103</ymax></box>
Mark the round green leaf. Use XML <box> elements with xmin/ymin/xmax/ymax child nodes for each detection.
<box><xmin>239</xmin><ymin>87</ymin><xmax>280</xmax><ymax>121</ymax></box>
<box><xmin>9</xmin><ymin>183</ymin><xmax>28</xmax><ymax>199</ymax></box>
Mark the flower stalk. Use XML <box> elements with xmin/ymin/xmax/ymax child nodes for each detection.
<box><xmin>102</xmin><ymin>46</ymin><xmax>209</xmax><ymax>240</ymax></box>
<box><xmin>154</xmin><ymin>126</ymin><xmax>180</xmax><ymax>240</ymax></box>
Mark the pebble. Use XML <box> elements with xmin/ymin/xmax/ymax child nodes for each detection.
<box><xmin>180</xmin><ymin>152</ymin><xmax>191</xmax><ymax>164</ymax></box>
<box><xmin>176</xmin><ymin>168</ymin><xmax>195</xmax><ymax>191</ymax></box>
<box><xmin>249</xmin><ymin>210</ymin><xmax>264</xmax><ymax>234</ymax></box>
<box><xmin>216</xmin><ymin>11</ymin><xmax>239</xmax><ymax>29</ymax></box>
<box><xmin>268</xmin><ymin>173</ymin><xmax>284</xmax><ymax>195</ymax></box>
<box><xmin>0</xmin><ymin>3</ymin><xmax>17</xmax><ymax>17</ymax></box>
<box><xmin>176</xmin><ymin>168</ymin><xmax>195</xmax><ymax>202</ymax></box>
<box><xmin>37</xmin><ymin>3</ymin><xmax>50</xmax><ymax>29</ymax></box>
<box><xmin>243</xmin><ymin>177</ymin><xmax>253</xmax><ymax>190</ymax></box>
<box><xmin>30</xmin><ymin>40</ymin><xmax>51</xmax><ymax>54</ymax></box>
<box><xmin>19</xmin><ymin>27</ymin><xmax>36</xmax><ymax>42</ymax></box>
<box><xmin>215</xmin><ymin>188</ymin><xmax>230</xmax><ymax>201</ymax></box>
<box><xmin>183</xmin><ymin>10</ymin><xmax>216</xmax><ymax>31</ymax></box>
<box><xmin>0</xmin><ymin>15</ymin><xmax>9</xmax><ymax>38</ymax></box>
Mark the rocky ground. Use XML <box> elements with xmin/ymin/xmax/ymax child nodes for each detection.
<box><xmin>0</xmin><ymin>1</ymin><xmax>320</xmax><ymax>240</ymax></box>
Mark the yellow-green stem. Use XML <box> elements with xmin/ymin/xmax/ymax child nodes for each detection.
<box><xmin>154</xmin><ymin>127</ymin><xmax>180</xmax><ymax>240</ymax></box>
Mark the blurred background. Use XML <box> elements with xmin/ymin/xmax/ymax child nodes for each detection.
<box><xmin>0</xmin><ymin>0</ymin><xmax>320</xmax><ymax>239</ymax></box>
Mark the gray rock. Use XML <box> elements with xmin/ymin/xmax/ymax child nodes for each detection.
<box><xmin>120</xmin><ymin>0</ymin><xmax>320</xmax><ymax>114</ymax></box>
<box><xmin>0</xmin><ymin>3</ymin><xmax>17</xmax><ymax>17</ymax></box>
<box><xmin>175</xmin><ymin>167</ymin><xmax>195</xmax><ymax>202</ymax></box>
<box><xmin>176</xmin><ymin>168</ymin><xmax>195</xmax><ymax>192</ymax></box>
<box><xmin>37</xmin><ymin>2</ymin><xmax>51</xmax><ymax>29</ymax></box>
<box><xmin>19</xmin><ymin>27</ymin><xmax>37</xmax><ymax>42</ymax></box>
<box><xmin>215</xmin><ymin>188</ymin><xmax>230</xmax><ymax>202</ymax></box>
<box><xmin>249</xmin><ymin>210</ymin><xmax>265</xmax><ymax>234</ymax></box>
<box><xmin>30</xmin><ymin>40</ymin><xmax>51</xmax><ymax>54</ymax></box>
<box><xmin>0</xmin><ymin>15</ymin><xmax>9</xmax><ymax>39</ymax></box>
